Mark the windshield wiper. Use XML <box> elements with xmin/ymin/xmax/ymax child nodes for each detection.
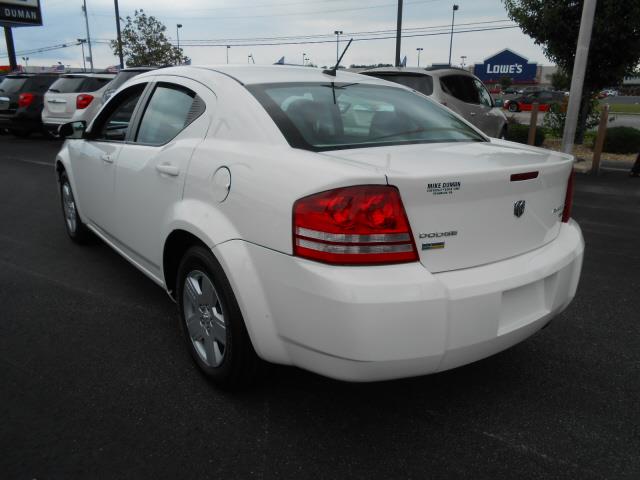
<box><xmin>48</xmin><ymin>88</ymin><xmax>61</xmax><ymax>93</ymax></box>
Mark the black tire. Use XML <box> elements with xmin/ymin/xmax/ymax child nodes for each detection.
<box><xmin>59</xmin><ymin>171</ymin><xmax>92</xmax><ymax>244</ymax></box>
<box><xmin>176</xmin><ymin>246</ymin><xmax>259</xmax><ymax>388</ymax></box>
<box><xmin>508</xmin><ymin>103</ymin><xmax>519</xmax><ymax>113</ymax></box>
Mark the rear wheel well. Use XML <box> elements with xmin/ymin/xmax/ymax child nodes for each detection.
<box><xmin>163</xmin><ymin>230</ymin><xmax>209</xmax><ymax>298</ymax></box>
<box><xmin>55</xmin><ymin>161</ymin><xmax>65</xmax><ymax>181</ymax></box>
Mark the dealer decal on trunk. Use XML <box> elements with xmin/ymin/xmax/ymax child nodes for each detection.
<box><xmin>426</xmin><ymin>181</ymin><xmax>461</xmax><ymax>196</ymax></box>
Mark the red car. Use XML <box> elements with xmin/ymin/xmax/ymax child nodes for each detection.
<box><xmin>504</xmin><ymin>91</ymin><xmax>565</xmax><ymax>113</ymax></box>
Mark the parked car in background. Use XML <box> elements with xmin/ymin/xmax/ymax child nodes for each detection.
<box><xmin>503</xmin><ymin>90</ymin><xmax>565</xmax><ymax>112</ymax></box>
<box><xmin>101</xmin><ymin>66</ymin><xmax>162</xmax><ymax>104</ymax></box>
<box><xmin>361</xmin><ymin>66</ymin><xmax>508</xmax><ymax>138</ymax></box>
<box><xmin>502</xmin><ymin>87</ymin><xmax>519</xmax><ymax>94</ymax></box>
<box><xmin>42</xmin><ymin>73</ymin><xmax>115</xmax><ymax>136</ymax></box>
<box><xmin>0</xmin><ymin>73</ymin><xmax>60</xmax><ymax>136</ymax></box>
<box><xmin>55</xmin><ymin>65</ymin><xmax>583</xmax><ymax>386</ymax></box>
<box><xmin>598</xmin><ymin>89</ymin><xmax>619</xmax><ymax>98</ymax></box>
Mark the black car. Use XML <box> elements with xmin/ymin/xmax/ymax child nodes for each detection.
<box><xmin>101</xmin><ymin>66</ymin><xmax>163</xmax><ymax>104</ymax></box>
<box><xmin>0</xmin><ymin>73</ymin><xmax>60</xmax><ymax>136</ymax></box>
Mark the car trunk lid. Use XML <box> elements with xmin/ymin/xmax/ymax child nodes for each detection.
<box><xmin>320</xmin><ymin>140</ymin><xmax>574</xmax><ymax>273</ymax></box>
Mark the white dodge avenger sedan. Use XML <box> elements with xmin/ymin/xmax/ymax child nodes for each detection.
<box><xmin>55</xmin><ymin>65</ymin><xmax>584</xmax><ymax>386</ymax></box>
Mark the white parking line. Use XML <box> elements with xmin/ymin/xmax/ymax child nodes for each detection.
<box><xmin>2</xmin><ymin>156</ymin><xmax>53</xmax><ymax>167</ymax></box>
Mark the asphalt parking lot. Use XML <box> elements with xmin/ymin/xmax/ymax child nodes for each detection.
<box><xmin>1</xmin><ymin>133</ymin><xmax>638</xmax><ymax>479</ymax></box>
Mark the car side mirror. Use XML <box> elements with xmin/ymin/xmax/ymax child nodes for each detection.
<box><xmin>58</xmin><ymin>121</ymin><xmax>86</xmax><ymax>139</ymax></box>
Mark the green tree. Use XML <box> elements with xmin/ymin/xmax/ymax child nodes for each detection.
<box><xmin>503</xmin><ymin>0</ymin><xmax>640</xmax><ymax>143</ymax></box>
<box><xmin>500</xmin><ymin>76</ymin><xmax>512</xmax><ymax>90</ymax></box>
<box><xmin>111</xmin><ymin>10</ymin><xmax>188</xmax><ymax>67</ymax></box>
<box><xmin>550</xmin><ymin>69</ymin><xmax>570</xmax><ymax>91</ymax></box>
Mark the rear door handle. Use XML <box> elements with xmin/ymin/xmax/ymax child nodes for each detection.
<box><xmin>101</xmin><ymin>154</ymin><xmax>113</xmax><ymax>163</ymax></box>
<box><xmin>156</xmin><ymin>163</ymin><xmax>180</xmax><ymax>176</ymax></box>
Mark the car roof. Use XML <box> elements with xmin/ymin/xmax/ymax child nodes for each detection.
<box><xmin>119</xmin><ymin>66</ymin><xmax>164</xmax><ymax>73</ymax></box>
<box><xmin>140</xmin><ymin>65</ymin><xmax>389</xmax><ymax>86</ymax></box>
<box><xmin>58</xmin><ymin>73</ymin><xmax>116</xmax><ymax>79</ymax></box>
<box><xmin>361</xmin><ymin>66</ymin><xmax>475</xmax><ymax>78</ymax></box>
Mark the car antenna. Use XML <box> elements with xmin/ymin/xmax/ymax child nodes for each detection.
<box><xmin>323</xmin><ymin>38</ymin><xmax>353</xmax><ymax>77</ymax></box>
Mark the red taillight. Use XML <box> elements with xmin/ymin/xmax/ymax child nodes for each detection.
<box><xmin>76</xmin><ymin>94</ymin><xmax>94</xmax><ymax>109</ymax></box>
<box><xmin>293</xmin><ymin>185</ymin><xmax>418</xmax><ymax>265</ymax></box>
<box><xmin>562</xmin><ymin>170</ymin><xmax>575</xmax><ymax>223</ymax></box>
<box><xmin>18</xmin><ymin>92</ymin><xmax>35</xmax><ymax>108</ymax></box>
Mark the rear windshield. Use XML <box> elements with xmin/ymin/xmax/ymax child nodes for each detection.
<box><xmin>49</xmin><ymin>76</ymin><xmax>112</xmax><ymax>93</ymax></box>
<box><xmin>0</xmin><ymin>77</ymin><xmax>27</xmax><ymax>94</ymax></box>
<box><xmin>367</xmin><ymin>73</ymin><xmax>434</xmax><ymax>96</ymax></box>
<box><xmin>108</xmin><ymin>71</ymin><xmax>144</xmax><ymax>91</ymax></box>
<box><xmin>248</xmin><ymin>82</ymin><xmax>485</xmax><ymax>152</ymax></box>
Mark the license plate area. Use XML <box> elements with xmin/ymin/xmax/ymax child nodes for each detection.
<box><xmin>498</xmin><ymin>275</ymin><xmax>555</xmax><ymax>335</ymax></box>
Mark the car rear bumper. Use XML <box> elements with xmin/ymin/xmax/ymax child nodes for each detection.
<box><xmin>0</xmin><ymin>111</ymin><xmax>41</xmax><ymax>132</ymax></box>
<box><xmin>214</xmin><ymin>220</ymin><xmax>584</xmax><ymax>382</ymax></box>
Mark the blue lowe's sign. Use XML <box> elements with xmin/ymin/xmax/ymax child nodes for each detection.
<box><xmin>474</xmin><ymin>49</ymin><xmax>538</xmax><ymax>84</ymax></box>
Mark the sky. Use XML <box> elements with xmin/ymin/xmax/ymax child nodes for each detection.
<box><xmin>2</xmin><ymin>0</ymin><xmax>554</xmax><ymax>69</ymax></box>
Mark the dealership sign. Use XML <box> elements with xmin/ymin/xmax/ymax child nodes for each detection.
<box><xmin>0</xmin><ymin>0</ymin><xmax>42</xmax><ymax>27</ymax></box>
<box><xmin>474</xmin><ymin>49</ymin><xmax>537</xmax><ymax>84</ymax></box>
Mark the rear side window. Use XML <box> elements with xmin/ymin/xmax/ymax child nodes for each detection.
<box><xmin>371</xmin><ymin>74</ymin><xmax>434</xmax><ymax>96</ymax></box>
<box><xmin>440</xmin><ymin>75</ymin><xmax>481</xmax><ymax>104</ymax></box>
<box><xmin>136</xmin><ymin>83</ymin><xmax>201</xmax><ymax>145</ymax></box>
<box><xmin>0</xmin><ymin>77</ymin><xmax>26</xmax><ymax>94</ymax></box>
<box><xmin>49</xmin><ymin>76</ymin><xmax>111</xmax><ymax>93</ymax></box>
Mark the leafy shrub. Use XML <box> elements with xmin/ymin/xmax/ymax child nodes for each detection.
<box><xmin>602</xmin><ymin>126</ymin><xmax>640</xmax><ymax>154</ymax></box>
<box><xmin>542</xmin><ymin>98</ymin><xmax>600</xmax><ymax>139</ymax></box>
<box><xmin>505</xmin><ymin>123</ymin><xmax>546</xmax><ymax>147</ymax></box>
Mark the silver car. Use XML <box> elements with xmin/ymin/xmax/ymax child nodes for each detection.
<box><xmin>361</xmin><ymin>66</ymin><xmax>507</xmax><ymax>138</ymax></box>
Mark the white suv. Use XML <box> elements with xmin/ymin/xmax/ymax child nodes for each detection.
<box><xmin>362</xmin><ymin>67</ymin><xmax>508</xmax><ymax>138</ymax></box>
<box><xmin>42</xmin><ymin>73</ymin><xmax>115</xmax><ymax>136</ymax></box>
<box><xmin>55</xmin><ymin>66</ymin><xmax>583</xmax><ymax>387</ymax></box>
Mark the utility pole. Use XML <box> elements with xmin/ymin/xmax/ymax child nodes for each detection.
<box><xmin>416</xmin><ymin>47</ymin><xmax>423</xmax><ymax>67</ymax></box>
<box><xmin>77</xmin><ymin>39</ymin><xmax>87</xmax><ymax>72</ymax></box>
<box><xmin>448</xmin><ymin>4</ymin><xmax>459</xmax><ymax>66</ymax></box>
<box><xmin>3</xmin><ymin>27</ymin><xmax>17</xmax><ymax>71</ymax></box>
<box><xmin>562</xmin><ymin>0</ymin><xmax>598</xmax><ymax>154</ymax></box>
<box><xmin>176</xmin><ymin>24</ymin><xmax>182</xmax><ymax>50</ymax></box>
<box><xmin>334</xmin><ymin>30</ymin><xmax>343</xmax><ymax>64</ymax></box>
<box><xmin>82</xmin><ymin>0</ymin><xmax>94</xmax><ymax>72</ymax></box>
<box><xmin>114</xmin><ymin>0</ymin><xmax>124</xmax><ymax>69</ymax></box>
<box><xmin>226</xmin><ymin>45</ymin><xmax>230</xmax><ymax>64</ymax></box>
<box><xmin>395</xmin><ymin>0</ymin><xmax>403</xmax><ymax>67</ymax></box>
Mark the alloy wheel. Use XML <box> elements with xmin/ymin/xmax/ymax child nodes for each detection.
<box><xmin>182</xmin><ymin>270</ymin><xmax>227</xmax><ymax>368</ymax></box>
<box><xmin>62</xmin><ymin>182</ymin><xmax>78</xmax><ymax>234</ymax></box>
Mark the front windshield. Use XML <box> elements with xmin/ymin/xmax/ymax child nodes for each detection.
<box><xmin>248</xmin><ymin>82</ymin><xmax>485</xmax><ymax>151</ymax></box>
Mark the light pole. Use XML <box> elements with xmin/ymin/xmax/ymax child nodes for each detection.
<box><xmin>176</xmin><ymin>24</ymin><xmax>183</xmax><ymax>64</ymax></box>
<box><xmin>226</xmin><ymin>45</ymin><xmax>230</xmax><ymax>64</ymax></box>
<box><xmin>302</xmin><ymin>52</ymin><xmax>306</xmax><ymax>66</ymax></box>
<box><xmin>81</xmin><ymin>0</ymin><xmax>94</xmax><ymax>72</ymax></box>
<box><xmin>448</xmin><ymin>4</ymin><xmax>459</xmax><ymax>66</ymax></box>
<box><xmin>416</xmin><ymin>47</ymin><xmax>423</xmax><ymax>67</ymax></box>
<box><xmin>460</xmin><ymin>55</ymin><xmax>467</xmax><ymax>68</ymax></box>
<box><xmin>114</xmin><ymin>0</ymin><xmax>124</xmax><ymax>69</ymax></box>
<box><xmin>176</xmin><ymin>24</ymin><xmax>182</xmax><ymax>50</ymax></box>
<box><xmin>334</xmin><ymin>30</ymin><xmax>343</xmax><ymax>64</ymax></box>
<box><xmin>21</xmin><ymin>56</ymin><xmax>29</xmax><ymax>68</ymax></box>
<box><xmin>395</xmin><ymin>0</ymin><xmax>403</xmax><ymax>67</ymax></box>
<box><xmin>77</xmin><ymin>39</ymin><xmax>87</xmax><ymax>72</ymax></box>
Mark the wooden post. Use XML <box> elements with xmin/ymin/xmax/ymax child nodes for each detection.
<box><xmin>591</xmin><ymin>103</ymin><xmax>609</xmax><ymax>176</ymax></box>
<box><xmin>528</xmin><ymin>102</ymin><xmax>539</xmax><ymax>146</ymax></box>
